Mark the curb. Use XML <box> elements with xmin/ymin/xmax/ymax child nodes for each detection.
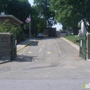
<box><xmin>61</xmin><ymin>37</ymin><xmax>79</xmax><ymax>51</ymax></box>
<box><xmin>17</xmin><ymin>41</ymin><xmax>34</xmax><ymax>52</ymax></box>
<box><xmin>0</xmin><ymin>60</ymin><xmax>10</xmax><ymax>64</ymax></box>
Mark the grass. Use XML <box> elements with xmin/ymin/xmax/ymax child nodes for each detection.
<box><xmin>65</xmin><ymin>35</ymin><xmax>80</xmax><ymax>46</ymax></box>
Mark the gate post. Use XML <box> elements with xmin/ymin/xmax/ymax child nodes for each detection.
<box><xmin>79</xmin><ymin>34</ymin><xmax>86</xmax><ymax>59</ymax></box>
<box><xmin>0</xmin><ymin>33</ymin><xmax>17</xmax><ymax>61</ymax></box>
<box><xmin>86</xmin><ymin>33</ymin><xmax>90</xmax><ymax>61</ymax></box>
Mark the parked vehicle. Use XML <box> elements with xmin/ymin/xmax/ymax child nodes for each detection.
<box><xmin>37</xmin><ymin>33</ymin><xmax>43</xmax><ymax>38</ymax></box>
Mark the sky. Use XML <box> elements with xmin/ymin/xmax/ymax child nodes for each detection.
<box><xmin>28</xmin><ymin>0</ymin><xmax>62</xmax><ymax>30</ymax></box>
<box><xmin>28</xmin><ymin>0</ymin><xmax>34</xmax><ymax>6</ymax></box>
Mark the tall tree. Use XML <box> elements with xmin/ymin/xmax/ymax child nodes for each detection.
<box><xmin>50</xmin><ymin>0</ymin><xmax>80</xmax><ymax>27</ymax></box>
<box><xmin>0</xmin><ymin>0</ymin><xmax>3</xmax><ymax>12</ymax></box>
<box><xmin>50</xmin><ymin>0</ymin><xmax>90</xmax><ymax>32</ymax></box>
<box><xmin>34</xmin><ymin>0</ymin><xmax>55</xmax><ymax>27</ymax></box>
<box><xmin>31</xmin><ymin>6</ymin><xmax>46</xmax><ymax>35</ymax></box>
<box><xmin>0</xmin><ymin>0</ymin><xmax>32</xmax><ymax>37</ymax></box>
<box><xmin>5</xmin><ymin>0</ymin><xmax>31</xmax><ymax>22</ymax></box>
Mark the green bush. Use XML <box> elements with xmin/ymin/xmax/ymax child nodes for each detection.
<box><xmin>0</xmin><ymin>20</ymin><xmax>24</xmax><ymax>42</ymax></box>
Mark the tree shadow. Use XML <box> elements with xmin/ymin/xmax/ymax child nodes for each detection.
<box><xmin>35</xmin><ymin>36</ymin><xmax>60</xmax><ymax>40</ymax></box>
<box><xmin>17</xmin><ymin>36</ymin><xmax>60</xmax><ymax>50</ymax></box>
<box><xmin>28</xmin><ymin>41</ymin><xmax>39</xmax><ymax>46</ymax></box>
<box><xmin>12</xmin><ymin>55</ymin><xmax>38</xmax><ymax>62</ymax></box>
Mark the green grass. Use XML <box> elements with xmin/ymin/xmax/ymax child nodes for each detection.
<box><xmin>65</xmin><ymin>35</ymin><xmax>80</xmax><ymax>46</ymax></box>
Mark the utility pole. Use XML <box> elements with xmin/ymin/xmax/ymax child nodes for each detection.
<box><xmin>29</xmin><ymin>14</ymin><xmax>31</xmax><ymax>38</ymax></box>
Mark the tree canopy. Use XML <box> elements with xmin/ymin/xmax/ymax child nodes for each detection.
<box><xmin>34</xmin><ymin>0</ymin><xmax>56</xmax><ymax>28</ymax></box>
<box><xmin>0</xmin><ymin>20</ymin><xmax>24</xmax><ymax>42</ymax></box>
<box><xmin>0</xmin><ymin>0</ymin><xmax>32</xmax><ymax>39</ymax></box>
<box><xmin>3</xmin><ymin>0</ymin><xmax>31</xmax><ymax>22</ymax></box>
<box><xmin>50</xmin><ymin>0</ymin><xmax>90</xmax><ymax>32</ymax></box>
<box><xmin>0</xmin><ymin>0</ymin><xmax>56</xmax><ymax>37</ymax></box>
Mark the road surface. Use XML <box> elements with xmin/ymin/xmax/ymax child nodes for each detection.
<box><xmin>0</xmin><ymin>37</ymin><xmax>90</xmax><ymax>90</ymax></box>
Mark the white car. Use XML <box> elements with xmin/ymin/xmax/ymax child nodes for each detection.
<box><xmin>37</xmin><ymin>33</ymin><xmax>43</xmax><ymax>38</ymax></box>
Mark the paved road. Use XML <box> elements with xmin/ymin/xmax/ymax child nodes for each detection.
<box><xmin>0</xmin><ymin>37</ymin><xmax>90</xmax><ymax>90</ymax></box>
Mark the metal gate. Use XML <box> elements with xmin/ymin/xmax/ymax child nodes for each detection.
<box><xmin>79</xmin><ymin>34</ymin><xmax>87</xmax><ymax>59</ymax></box>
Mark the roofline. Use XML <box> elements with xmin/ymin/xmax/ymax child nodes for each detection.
<box><xmin>0</xmin><ymin>15</ymin><xmax>23</xmax><ymax>24</ymax></box>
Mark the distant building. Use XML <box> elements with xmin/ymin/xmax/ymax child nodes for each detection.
<box><xmin>43</xmin><ymin>28</ymin><xmax>57</xmax><ymax>37</ymax></box>
<box><xmin>0</xmin><ymin>15</ymin><xmax>23</xmax><ymax>26</ymax></box>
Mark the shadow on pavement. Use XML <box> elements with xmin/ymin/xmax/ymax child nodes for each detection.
<box><xmin>36</xmin><ymin>36</ymin><xmax>60</xmax><ymax>40</ymax></box>
<box><xmin>28</xmin><ymin>41</ymin><xmax>39</xmax><ymax>46</ymax></box>
<box><xmin>17</xmin><ymin>37</ymin><xmax>59</xmax><ymax>47</ymax></box>
<box><xmin>12</xmin><ymin>55</ymin><xmax>38</xmax><ymax>62</ymax></box>
<box><xmin>28</xmin><ymin>37</ymin><xmax>60</xmax><ymax>46</ymax></box>
<box><xmin>20</xmin><ymin>37</ymin><xmax>60</xmax><ymax>46</ymax></box>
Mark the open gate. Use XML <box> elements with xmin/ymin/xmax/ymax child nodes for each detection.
<box><xmin>79</xmin><ymin>34</ymin><xmax>87</xmax><ymax>59</ymax></box>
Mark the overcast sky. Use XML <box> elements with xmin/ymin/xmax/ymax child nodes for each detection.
<box><xmin>28</xmin><ymin>0</ymin><xmax>62</xmax><ymax>30</ymax></box>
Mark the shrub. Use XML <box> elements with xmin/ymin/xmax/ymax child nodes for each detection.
<box><xmin>0</xmin><ymin>20</ymin><xmax>24</xmax><ymax>42</ymax></box>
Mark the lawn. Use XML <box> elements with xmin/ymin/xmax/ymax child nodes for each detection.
<box><xmin>65</xmin><ymin>35</ymin><xmax>80</xmax><ymax>46</ymax></box>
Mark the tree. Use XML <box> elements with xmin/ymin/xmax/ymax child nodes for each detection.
<box><xmin>34</xmin><ymin>0</ymin><xmax>55</xmax><ymax>28</ymax></box>
<box><xmin>0</xmin><ymin>20</ymin><xmax>24</xmax><ymax>42</ymax></box>
<box><xmin>50</xmin><ymin>0</ymin><xmax>80</xmax><ymax>26</ymax></box>
<box><xmin>0</xmin><ymin>0</ymin><xmax>3</xmax><ymax>12</ymax></box>
<box><xmin>4</xmin><ymin>0</ymin><xmax>32</xmax><ymax>37</ymax></box>
<box><xmin>50</xmin><ymin>0</ymin><xmax>90</xmax><ymax>32</ymax></box>
<box><xmin>5</xmin><ymin>0</ymin><xmax>31</xmax><ymax>22</ymax></box>
<box><xmin>31</xmin><ymin>6</ymin><xmax>46</xmax><ymax>35</ymax></box>
<box><xmin>0</xmin><ymin>0</ymin><xmax>32</xmax><ymax>39</ymax></box>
